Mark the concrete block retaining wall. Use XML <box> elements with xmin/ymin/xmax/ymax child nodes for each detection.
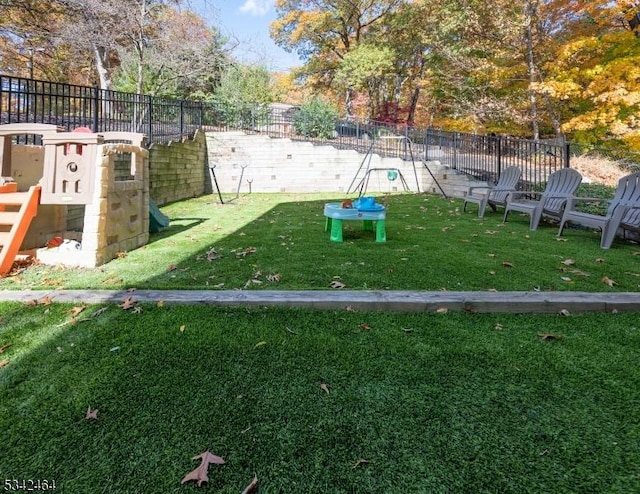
<box><xmin>148</xmin><ymin>130</ymin><xmax>208</xmax><ymax>206</ymax></box>
<box><xmin>205</xmin><ymin>131</ymin><xmax>479</xmax><ymax>198</ymax></box>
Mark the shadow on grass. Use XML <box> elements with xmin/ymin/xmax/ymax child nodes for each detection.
<box><xmin>147</xmin><ymin>217</ymin><xmax>207</xmax><ymax>243</ymax></box>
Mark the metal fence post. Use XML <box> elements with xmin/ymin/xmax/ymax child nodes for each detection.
<box><xmin>453</xmin><ymin>133</ymin><xmax>458</xmax><ymax>169</ymax></box>
<box><xmin>92</xmin><ymin>85</ymin><xmax>100</xmax><ymax>132</ymax></box>
<box><xmin>179</xmin><ymin>100</ymin><xmax>184</xmax><ymax>136</ymax></box>
<box><xmin>497</xmin><ymin>135</ymin><xmax>503</xmax><ymax>174</ymax></box>
<box><xmin>147</xmin><ymin>95</ymin><xmax>153</xmax><ymax>143</ymax></box>
<box><xmin>564</xmin><ymin>142</ymin><xmax>571</xmax><ymax>168</ymax></box>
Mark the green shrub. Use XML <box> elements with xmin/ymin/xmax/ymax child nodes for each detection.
<box><xmin>293</xmin><ymin>97</ymin><xmax>339</xmax><ymax>138</ymax></box>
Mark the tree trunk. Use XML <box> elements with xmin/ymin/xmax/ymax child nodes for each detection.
<box><xmin>135</xmin><ymin>0</ymin><xmax>146</xmax><ymax>95</ymax></box>
<box><xmin>525</xmin><ymin>0</ymin><xmax>540</xmax><ymax>140</ymax></box>
<box><xmin>92</xmin><ymin>43</ymin><xmax>110</xmax><ymax>90</ymax></box>
<box><xmin>407</xmin><ymin>86</ymin><xmax>420</xmax><ymax>125</ymax></box>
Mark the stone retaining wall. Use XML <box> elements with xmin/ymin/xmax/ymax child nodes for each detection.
<box><xmin>205</xmin><ymin>131</ymin><xmax>479</xmax><ymax>197</ymax></box>
<box><xmin>148</xmin><ymin>130</ymin><xmax>208</xmax><ymax>206</ymax></box>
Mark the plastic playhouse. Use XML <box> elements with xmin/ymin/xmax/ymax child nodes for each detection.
<box><xmin>0</xmin><ymin>123</ymin><xmax>151</xmax><ymax>273</ymax></box>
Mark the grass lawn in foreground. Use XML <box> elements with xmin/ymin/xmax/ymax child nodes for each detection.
<box><xmin>0</xmin><ymin>192</ymin><xmax>639</xmax><ymax>292</ymax></box>
<box><xmin>1</xmin><ymin>302</ymin><xmax>639</xmax><ymax>493</ymax></box>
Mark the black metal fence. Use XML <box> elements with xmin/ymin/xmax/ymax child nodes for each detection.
<box><xmin>2</xmin><ymin>73</ymin><xmax>638</xmax><ymax>189</ymax></box>
<box><xmin>0</xmin><ymin>75</ymin><xmax>204</xmax><ymax>144</ymax></box>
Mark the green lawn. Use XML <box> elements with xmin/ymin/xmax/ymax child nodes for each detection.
<box><xmin>1</xmin><ymin>303</ymin><xmax>639</xmax><ymax>493</ymax></box>
<box><xmin>1</xmin><ymin>192</ymin><xmax>639</xmax><ymax>292</ymax></box>
<box><xmin>1</xmin><ymin>192</ymin><xmax>639</xmax><ymax>492</ymax></box>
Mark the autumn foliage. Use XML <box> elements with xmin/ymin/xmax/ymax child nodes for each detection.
<box><xmin>272</xmin><ymin>0</ymin><xmax>640</xmax><ymax>150</ymax></box>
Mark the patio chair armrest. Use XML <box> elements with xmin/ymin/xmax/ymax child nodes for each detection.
<box><xmin>506</xmin><ymin>190</ymin><xmax>540</xmax><ymax>202</ymax></box>
<box><xmin>564</xmin><ymin>196</ymin><xmax>610</xmax><ymax>209</ymax></box>
<box><xmin>567</xmin><ymin>196</ymin><xmax>608</xmax><ymax>203</ymax></box>
<box><xmin>465</xmin><ymin>185</ymin><xmax>493</xmax><ymax>197</ymax></box>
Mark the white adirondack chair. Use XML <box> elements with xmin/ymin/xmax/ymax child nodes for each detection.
<box><xmin>557</xmin><ymin>171</ymin><xmax>640</xmax><ymax>249</ymax></box>
<box><xmin>503</xmin><ymin>168</ymin><xmax>582</xmax><ymax>230</ymax></box>
<box><xmin>463</xmin><ymin>166</ymin><xmax>522</xmax><ymax>218</ymax></box>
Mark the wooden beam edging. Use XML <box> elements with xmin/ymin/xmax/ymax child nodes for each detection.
<box><xmin>1</xmin><ymin>290</ymin><xmax>639</xmax><ymax>314</ymax></box>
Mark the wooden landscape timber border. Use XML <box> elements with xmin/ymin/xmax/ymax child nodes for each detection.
<box><xmin>0</xmin><ymin>289</ymin><xmax>639</xmax><ymax>313</ymax></box>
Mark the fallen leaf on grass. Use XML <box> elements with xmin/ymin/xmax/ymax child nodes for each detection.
<box><xmin>40</xmin><ymin>277</ymin><xmax>62</xmax><ymax>287</ymax></box>
<box><xmin>561</xmin><ymin>276</ymin><xmax>572</xmax><ymax>282</ymax></box>
<box><xmin>353</xmin><ymin>459</ymin><xmax>370</xmax><ymax>469</ymax></box>
<box><xmin>555</xmin><ymin>237</ymin><xmax>568</xmax><ymax>242</ymax></box>
<box><xmin>502</xmin><ymin>262</ymin><xmax>514</xmax><ymax>268</ymax></box>
<box><xmin>132</xmin><ymin>306</ymin><xmax>143</xmax><ymax>314</ymax></box>
<box><xmin>157</xmin><ymin>300</ymin><xmax>165</xmax><ymax>307</ymax></box>
<box><xmin>0</xmin><ymin>342</ymin><xmax>11</xmax><ymax>354</ymax></box>
<box><xmin>559</xmin><ymin>309</ymin><xmax>571</xmax><ymax>316</ymax></box>
<box><xmin>206</xmin><ymin>247</ymin><xmax>221</xmax><ymax>261</ymax></box>
<box><xmin>181</xmin><ymin>451</ymin><xmax>225</xmax><ymax>487</ymax></box>
<box><xmin>494</xmin><ymin>323</ymin><xmax>503</xmax><ymax>330</ymax></box>
<box><xmin>236</xmin><ymin>246</ymin><xmax>257</xmax><ymax>258</ymax></box>
<box><xmin>241</xmin><ymin>474</ymin><xmax>259</xmax><ymax>494</ymax></box>
<box><xmin>436</xmin><ymin>307</ymin><xmax>448</xmax><ymax>314</ymax></box>
<box><xmin>68</xmin><ymin>305</ymin><xmax>87</xmax><ymax>317</ymax></box>
<box><xmin>119</xmin><ymin>297</ymin><xmax>136</xmax><ymax>310</ymax></box>
<box><xmin>254</xmin><ymin>341</ymin><xmax>267</xmax><ymax>348</ymax></box>
<box><xmin>180</xmin><ymin>325</ymin><xmax>186</xmax><ymax>333</ymax></box>
<box><xmin>330</xmin><ymin>281</ymin><xmax>346</xmax><ymax>289</ymax></box>
<box><xmin>85</xmin><ymin>407</ymin><xmax>98</xmax><ymax>420</ymax></box>
<box><xmin>166</xmin><ymin>263</ymin><xmax>178</xmax><ymax>272</ymax></box>
<box><xmin>561</xmin><ymin>259</ymin><xmax>575</xmax><ymax>266</ymax></box>
<box><xmin>0</xmin><ymin>358</ymin><xmax>9</xmax><ymax>368</ymax></box>
<box><xmin>266</xmin><ymin>273</ymin><xmax>281</xmax><ymax>282</ymax></box>
<box><xmin>91</xmin><ymin>307</ymin><xmax>108</xmax><ymax>318</ymax></box>
<box><xmin>538</xmin><ymin>332</ymin><xmax>563</xmax><ymax>340</ymax></box>
<box><xmin>320</xmin><ymin>383</ymin><xmax>330</xmax><ymax>394</ymax></box>
<box><xmin>26</xmin><ymin>296</ymin><xmax>54</xmax><ymax>306</ymax></box>
<box><xmin>243</xmin><ymin>278</ymin><xmax>263</xmax><ymax>289</ymax></box>
<box><xmin>568</xmin><ymin>269</ymin><xmax>590</xmax><ymax>277</ymax></box>
<box><xmin>596</xmin><ymin>257</ymin><xmax>606</xmax><ymax>263</ymax></box>
<box><xmin>359</xmin><ymin>323</ymin><xmax>371</xmax><ymax>331</ymax></box>
<box><xmin>602</xmin><ymin>276</ymin><xmax>617</xmax><ymax>287</ymax></box>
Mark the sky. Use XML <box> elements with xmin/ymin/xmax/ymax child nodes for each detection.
<box><xmin>186</xmin><ymin>0</ymin><xmax>302</xmax><ymax>71</ymax></box>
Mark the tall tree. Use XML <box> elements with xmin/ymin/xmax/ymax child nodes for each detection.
<box><xmin>0</xmin><ymin>0</ymin><xmax>67</xmax><ymax>81</ymax></box>
<box><xmin>111</xmin><ymin>8</ymin><xmax>229</xmax><ymax>98</ymax></box>
<box><xmin>539</xmin><ymin>1</ymin><xmax>640</xmax><ymax>149</ymax></box>
<box><xmin>56</xmin><ymin>0</ymin><xmax>175</xmax><ymax>91</ymax></box>
<box><xmin>271</xmin><ymin>0</ymin><xmax>404</xmax><ymax>115</ymax></box>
